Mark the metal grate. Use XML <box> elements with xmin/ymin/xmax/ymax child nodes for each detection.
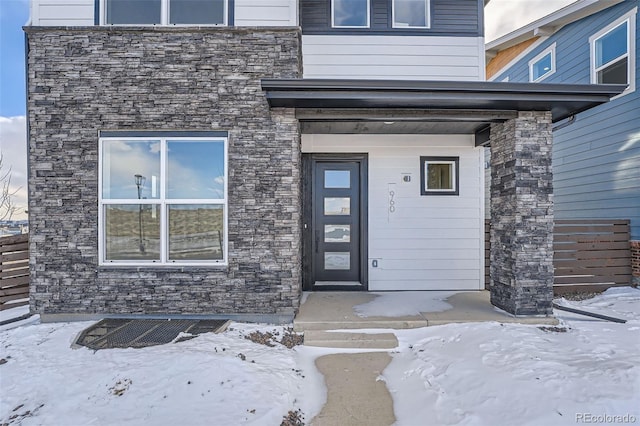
<box><xmin>75</xmin><ymin>319</ymin><xmax>229</xmax><ymax>350</ymax></box>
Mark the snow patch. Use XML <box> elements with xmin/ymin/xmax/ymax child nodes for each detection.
<box><xmin>354</xmin><ymin>291</ymin><xmax>457</xmax><ymax>317</ymax></box>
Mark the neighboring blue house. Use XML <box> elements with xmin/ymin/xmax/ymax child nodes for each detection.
<box><xmin>486</xmin><ymin>0</ymin><xmax>640</xmax><ymax>244</ymax></box>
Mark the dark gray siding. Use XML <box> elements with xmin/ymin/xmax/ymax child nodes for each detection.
<box><xmin>492</xmin><ymin>1</ymin><xmax>640</xmax><ymax>239</ymax></box>
<box><xmin>300</xmin><ymin>0</ymin><xmax>482</xmax><ymax>36</ymax></box>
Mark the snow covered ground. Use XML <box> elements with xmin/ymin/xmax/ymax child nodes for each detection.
<box><xmin>1</xmin><ymin>287</ymin><xmax>639</xmax><ymax>426</ymax></box>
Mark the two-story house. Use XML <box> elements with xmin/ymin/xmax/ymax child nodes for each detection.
<box><xmin>25</xmin><ymin>0</ymin><xmax>623</xmax><ymax>322</ymax></box>
<box><xmin>486</xmin><ymin>0</ymin><xmax>640</xmax><ymax>286</ymax></box>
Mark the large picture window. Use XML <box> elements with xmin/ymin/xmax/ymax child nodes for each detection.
<box><xmin>104</xmin><ymin>0</ymin><xmax>227</xmax><ymax>25</ymax></box>
<box><xmin>332</xmin><ymin>0</ymin><xmax>370</xmax><ymax>28</ymax></box>
<box><xmin>393</xmin><ymin>0</ymin><xmax>430</xmax><ymax>29</ymax></box>
<box><xmin>420</xmin><ymin>156</ymin><xmax>459</xmax><ymax>196</ymax></box>
<box><xmin>590</xmin><ymin>10</ymin><xmax>636</xmax><ymax>97</ymax></box>
<box><xmin>99</xmin><ymin>132</ymin><xmax>227</xmax><ymax>265</ymax></box>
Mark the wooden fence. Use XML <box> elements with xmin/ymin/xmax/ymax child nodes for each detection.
<box><xmin>485</xmin><ymin>219</ymin><xmax>632</xmax><ymax>294</ymax></box>
<box><xmin>0</xmin><ymin>233</ymin><xmax>29</xmax><ymax>311</ymax></box>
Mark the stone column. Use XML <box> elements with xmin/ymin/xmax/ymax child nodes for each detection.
<box><xmin>631</xmin><ymin>241</ymin><xmax>640</xmax><ymax>287</ymax></box>
<box><xmin>489</xmin><ymin>111</ymin><xmax>554</xmax><ymax>316</ymax></box>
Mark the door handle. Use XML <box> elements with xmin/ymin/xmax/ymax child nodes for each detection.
<box><xmin>315</xmin><ymin>230</ymin><xmax>319</xmax><ymax>253</ymax></box>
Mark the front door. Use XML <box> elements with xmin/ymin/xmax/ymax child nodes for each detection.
<box><xmin>307</xmin><ymin>156</ymin><xmax>367</xmax><ymax>290</ymax></box>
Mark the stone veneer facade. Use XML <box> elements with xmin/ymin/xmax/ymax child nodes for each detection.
<box><xmin>26</xmin><ymin>27</ymin><xmax>302</xmax><ymax>321</ymax></box>
<box><xmin>489</xmin><ymin>112</ymin><xmax>554</xmax><ymax>316</ymax></box>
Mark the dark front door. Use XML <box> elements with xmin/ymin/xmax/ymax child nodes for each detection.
<box><xmin>312</xmin><ymin>161</ymin><xmax>362</xmax><ymax>287</ymax></box>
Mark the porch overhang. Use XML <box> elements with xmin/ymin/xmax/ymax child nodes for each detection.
<box><xmin>261</xmin><ymin>79</ymin><xmax>625</xmax><ymax>144</ymax></box>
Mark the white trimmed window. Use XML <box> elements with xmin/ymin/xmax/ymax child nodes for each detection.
<box><xmin>393</xmin><ymin>0</ymin><xmax>430</xmax><ymax>29</ymax></box>
<box><xmin>529</xmin><ymin>44</ymin><xmax>556</xmax><ymax>82</ymax></box>
<box><xmin>332</xmin><ymin>0</ymin><xmax>370</xmax><ymax>28</ymax></box>
<box><xmin>99</xmin><ymin>132</ymin><xmax>228</xmax><ymax>266</ymax></box>
<box><xmin>590</xmin><ymin>9</ymin><xmax>637</xmax><ymax>97</ymax></box>
<box><xmin>104</xmin><ymin>0</ymin><xmax>228</xmax><ymax>25</ymax></box>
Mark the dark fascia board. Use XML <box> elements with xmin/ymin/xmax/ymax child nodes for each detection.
<box><xmin>261</xmin><ymin>79</ymin><xmax>626</xmax><ymax>123</ymax></box>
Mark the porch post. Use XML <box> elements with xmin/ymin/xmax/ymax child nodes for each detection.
<box><xmin>489</xmin><ymin>111</ymin><xmax>554</xmax><ymax>316</ymax></box>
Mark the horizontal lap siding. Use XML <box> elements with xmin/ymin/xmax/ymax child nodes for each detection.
<box><xmin>302</xmin><ymin>134</ymin><xmax>484</xmax><ymax>291</ymax></box>
<box><xmin>32</xmin><ymin>0</ymin><xmax>95</xmax><ymax>26</ymax></box>
<box><xmin>235</xmin><ymin>0</ymin><xmax>297</xmax><ymax>26</ymax></box>
<box><xmin>492</xmin><ymin>2</ymin><xmax>640</xmax><ymax>240</ymax></box>
<box><xmin>302</xmin><ymin>35</ymin><xmax>483</xmax><ymax>80</ymax></box>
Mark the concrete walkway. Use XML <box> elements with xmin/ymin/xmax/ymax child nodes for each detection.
<box><xmin>311</xmin><ymin>353</ymin><xmax>395</xmax><ymax>426</ymax></box>
<box><xmin>298</xmin><ymin>290</ymin><xmax>558</xmax><ymax>425</ymax></box>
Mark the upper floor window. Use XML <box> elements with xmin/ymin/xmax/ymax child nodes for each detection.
<box><xmin>529</xmin><ymin>44</ymin><xmax>555</xmax><ymax>82</ymax></box>
<box><xmin>589</xmin><ymin>9</ymin><xmax>636</xmax><ymax>97</ymax></box>
<box><xmin>104</xmin><ymin>0</ymin><xmax>227</xmax><ymax>25</ymax></box>
<box><xmin>393</xmin><ymin>0</ymin><xmax>430</xmax><ymax>29</ymax></box>
<box><xmin>332</xmin><ymin>0</ymin><xmax>370</xmax><ymax>28</ymax></box>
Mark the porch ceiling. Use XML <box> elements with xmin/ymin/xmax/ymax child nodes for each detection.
<box><xmin>261</xmin><ymin>79</ymin><xmax>626</xmax><ymax>125</ymax></box>
<box><xmin>295</xmin><ymin>108</ymin><xmax>516</xmax><ymax>135</ymax></box>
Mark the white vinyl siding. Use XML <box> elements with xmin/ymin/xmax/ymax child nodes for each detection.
<box><xmin>302</xmin><ymin>134</ymin><xmax>484</xmax><ymax>291</ymax></box>
<box><xmin>235</xmin><ymin>0</ymin><xmax>297</xmax><ymax>26</ymax></box>
<box><xmin>302</xmin><ymin>35</ymin><xmax>485</xmax><ymax>80</ymax></box>
<box><xmin>31</xmin><ymin>0</ymin><xmax>94</xmax><ymax>26</ymax></box>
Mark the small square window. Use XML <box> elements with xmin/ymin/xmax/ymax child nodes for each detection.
<box><xmin>529</xmin><ymin>44</ymin><xmax>555</xmax><ymax>82</ymax></box>
<box><xmin>332</xmin><ymin>0</ymin><xmax>369</xmax><ymax>28</ymax></box>
<box><xmin>420</xmin><ymin>156</ymin><xmax>459</xmax><ymax>196</ymax></box>
<box><xmin>393</xmin><ymin>0</ymin><xmax>429</xmax><ymax>29</ymax></box>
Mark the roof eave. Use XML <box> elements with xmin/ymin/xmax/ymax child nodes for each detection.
<box><xmin>261</xmin><ymin>79</ymin><xmax>626</xmax><ymax>123</ymax></box>
<box><xmin>485</xmin><ymin>0</ymin><xmax>624</xmax><ymax>53</ymax></box>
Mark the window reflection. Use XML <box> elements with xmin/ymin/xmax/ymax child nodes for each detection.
<box><xmin>324</xmin><ymin>170</ymin><xmax>350</xmax><ymax>188</ymax></box>
<box><xmin>106</xmin><ymin>0</ymin><xmax>161</xmax><ymax>24</ymax></box>
<box><xmin>105</xmin><ymin>205</ymin><xmax>160</xmax><ymax>261</ymax></box>
<box><xmin>167</xmin><ymin>141</ymin><xmax>225</xmax><ymax>199</ymax></box>
<box><xmin>170</xmin><ymin>0</ymin><xmax>225</xmax><ymax>24</ymax></box>
<box><xmin>102</xmin><ymin>140</ymin><xmax>160</xmax><ymax>200</ymax></box>
<box><xmin>394</xmin><ymin>0</ymin><xmax>428</xmax><ymax>28</ymax></box>
<box><xmin>426</xmin><ymin>163</ymin><xmax>453</xmax><ymax>190</ymax></box>
<box><xmin>325</xmin><ymin>252</ymin><xmax>350</xmax><ymax>270</ymax></box>
<box><xmin>333</xmin><ymin>0</ymin><xmax>369</xmax><ymax>27</ymax></box>
<box><xmin>324</xmin><ymin>197</ymin><xmax>351</xmax><ymax>215</ymax></box>
<box><xmin>168</xmin><ymin>205</ymin><xmax>224</xmax><ymax>261</ymax></box>
<box><xmin>325</xmin><ymin>225</ymin><xmax>350</xmax><ymax>243</ymax></box>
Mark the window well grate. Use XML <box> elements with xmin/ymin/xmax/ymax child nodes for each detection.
<box><xmin>75</xmin><ymin>319</ymin><xmax>229</xmax><ymax>350</ymax></box>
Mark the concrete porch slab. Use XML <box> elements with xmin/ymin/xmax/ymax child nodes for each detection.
<box><xmin>294</xmin><ymin>291</ymin><xmax>558</xmax><ymax>332</ymax></box>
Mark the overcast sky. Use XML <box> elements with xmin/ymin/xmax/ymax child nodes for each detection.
<box><xmin>0</xmin><ymin>0</ymin><xmax>579</xmax><ymax>221</ymax></box>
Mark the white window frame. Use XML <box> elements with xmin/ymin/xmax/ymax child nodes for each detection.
<box><xmin>589</xmin><ymin>7</ymin><xmax>637</xmax><ymax>99</ymax></box>
<box><xmin>98</xmin><ymin>135</ymin><xmax>228</xmax><ymax>267</ymax></box>
<box><xmin>392</xmin><ymin>0</ymin><xmax>430</xmax><ymax>29</ymax></box>
<box><xmin>528</xmin><ymin>43</ymin><xmax>556</xmax><ymax>82</ymax></box>
<box><xmin>101</xmin><ymin>0</ymin><xmax>228</xmax><ymax>26</ymax></box>
<box><xmin>331</xmin><ymin>0</ymin><xmax>370</xmax><ymax>28</ymax></box>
